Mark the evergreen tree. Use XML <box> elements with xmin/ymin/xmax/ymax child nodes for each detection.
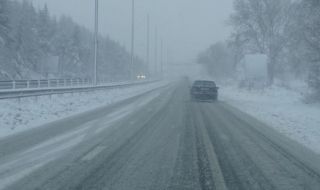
<box><xmin>37</xmin><ymin>4</ymin><xmax>53</xmax><ymax>54</ymax></box>
<box><xmin>0</xmin><ymin>0</ymin><xmax>9</xmax><ymax>45</ymax></box>
<box><xmin>0</xmin><ymin>0</ymin><xmax>143</xmax><ymax>80</ymax></box>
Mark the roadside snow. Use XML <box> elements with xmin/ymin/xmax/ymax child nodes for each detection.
<box><xmin>0</xmin><ymin>81</ymin><xmax>167</xmax><ymax>139</ymax></box>
<box><xmin>220</xmin><ymin>83</ymin><xmax>320</xmax><ymax>154</ymax></box>
<box><xmin>0</xmin><ymin>88</ymin><xmax>163</xmax><ymax>189</ymax></box>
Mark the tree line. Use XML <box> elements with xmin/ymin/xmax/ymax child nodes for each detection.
<box><xmin>0</xmin><ymin>0</ymin><xmax>146</xmax><ymax>81</ymax></box>
<box><xmin>198</xmin><ymin>0</ymin><xmax>320</xmax><ymax>98</ymax></box>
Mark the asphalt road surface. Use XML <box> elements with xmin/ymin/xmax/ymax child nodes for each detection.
<box><xmin>1</xmin><ymin>80</ymin><xmax>320</xmax><ymax>190</ymax></box>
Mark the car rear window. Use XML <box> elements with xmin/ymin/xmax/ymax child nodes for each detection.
<box><xmin>193</xmin><ymin>81</ymin><xmax>216</xmax><ymax>87</ymax></box>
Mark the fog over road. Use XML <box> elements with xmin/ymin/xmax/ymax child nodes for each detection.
<box><xmin>1</xmin><ymin>80</ymin><xmax>320</xmax><ymax>190</ymax></box>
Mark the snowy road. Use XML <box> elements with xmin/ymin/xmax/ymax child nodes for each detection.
<box><xmin>1</xmin><ymin>80</ymin><xmax>320</xmax><ymax>190</ymax></box>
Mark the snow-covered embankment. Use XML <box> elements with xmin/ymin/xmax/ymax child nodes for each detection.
<box><xmin>220</xmin><ymin>84</ymin><xmax>320</xmax><ymax>154</ymax></box>
<box><xmin>0</xmin><ymin>81</ymin><xmax>167</xmax><ymax>139</ymax></box>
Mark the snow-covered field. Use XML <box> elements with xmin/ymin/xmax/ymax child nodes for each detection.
<box><xmin>220</xmin><ymin>83</ymin><xmax>320</xmax><ymax>154</ymax></box>
<box><xmin>0</xmin><ymin>81</ymin><xmax>167</xmax><ymax>139</ymax></box>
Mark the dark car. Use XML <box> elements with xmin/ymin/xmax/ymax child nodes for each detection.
<box><xmin>190</xmin><ymin>80</ymin><xmax>218</xmax><ymax>101</ymax></box>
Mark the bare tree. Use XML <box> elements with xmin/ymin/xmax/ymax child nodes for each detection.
<box><xmin>299</xmin><ymin>0</ymin><xmax>320</xmax><ymax>63</ymax></box>
<box><xmin>297</xmin><ymin>0</ymin><xmax>320</xmax><ymax>98</ymax></box>
<box><xmin>230</xmin><ymin>0</ymin><xmax>291</xmax><ymax>85</ymax></box>
<box><xmin>227</xmin><ymin>32</ymin><xmax>247</xmax><ymax>71</ymax></box>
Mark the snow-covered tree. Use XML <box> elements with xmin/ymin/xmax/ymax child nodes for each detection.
<box><xmin>13</xmin><ymin>1</ymin><xmax>41</xmax><ymax>70</ymax></box>
<box><xmin>0</xmin><ymin>0</ymin><xmax>145</xmax><ymax>80</ymax></box>
<box><xmin>298</xmin><ymin>0</ymin><xmax>320</xmax><ymax>98</ymax></box>
<box><xmin>37</xmin><ymin>4</ymin><xmax>53</xmax><ymax>53</ymax></box>
<box><xmin>0</xmin><ymin>0</ymin><xmax>9</xmax><ymax>45</ymax></box>
<box><xmin>230</xmin><ymin>0</ymin><xmax>292</xmax><ymax>85</ymax></box>
<box><xmin>198</xmin><ymin>42</ymin><xmax>234</xmax><ymax>78</ymax></box>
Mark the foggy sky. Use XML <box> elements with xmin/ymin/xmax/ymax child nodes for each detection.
<box><xmin>29</xmin><ymin>0</ymin><xmax>233</xmax><ymax>64</ymax></box>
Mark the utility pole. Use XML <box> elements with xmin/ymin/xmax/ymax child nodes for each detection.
<box><xmin>94</xmin><ymin>0</ymin><xmax>98</xmax><ymax>85</ymax></box>
<box><xmin>146</xmin><ymin>14</ymin><xmax>150</xmax><ymax>76</ymax></box>
<box><xmin>130</xmin><ymin>0</ymin><xmax>135</xmax><ymax>80</ymax></box>
<box><xmin>167</xmin><ymin>48</ymin><xmax>170</xmax><ymax>69</ymax></box>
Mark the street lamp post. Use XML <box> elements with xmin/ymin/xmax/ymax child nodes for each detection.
<box><xmin>130</xmin><ymin>0</ymin><xmax>135</xmax><ymax>80</ymax></box>
<box><xmin>146</xmin><ymin>14</ymin><xmax>150</xmax><ymax>76</ymax></box>
<box><xmin>94</xmin><ymin>0</ymin><xmax>98</xmax><ymax>85</ymax></box>
<box><xmin>154</xmin><ymin>27</ymin><xmax>158</xmax><ymax>76</ymax></box>
<box><xmin>160</xmin><ymin>39</ymin><xmax>163</xmax><ymax>78</ymax></box>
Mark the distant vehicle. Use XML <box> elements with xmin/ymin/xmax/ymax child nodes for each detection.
<box><xmin>136</xmin><ymin>75</ymin><xmax>146</xmax><ymax>80</ymax></box>
<box><xmin>190</xmin><ymin>80</ymin><xmax>218</xmax><ymax>101</ymax></box>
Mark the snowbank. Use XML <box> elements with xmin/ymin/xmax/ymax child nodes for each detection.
<box><xmin>0</xmin><ymin>81</ymin><xmax>167</xmax><ymax>139</ymax></box>
<box><xmin>220</xmin><ymin>83</ymin><xmax>320</xmax><ymax>154</ymax></box>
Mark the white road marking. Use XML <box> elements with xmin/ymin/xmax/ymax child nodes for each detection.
<box><xmin>93</xmin><ymin>90</ymin><xmax>161</xmax><ymax>135</ymax></box>
<box><xmin>0</xmin><ymin>163</ymin><xmax>45</xmax><ymax>190</ymax></box>
<box><xmin>0</xmin><ymin>129</ymin><xmax>86</xmax><ymax>189</ymax></box>
<box><xmin>0</xmin><ymin>88</ymin><xmax>163</xmax><ymax>188</ymax></box>
<box><xmin>82</xmin><ymin>146</ymin><xmax>106</xmax><ymax>161</ymax></box>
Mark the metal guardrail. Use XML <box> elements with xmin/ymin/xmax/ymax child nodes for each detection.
<box><xmin>0</xmin><ymin>78</ymin><xmax>94</xmax><ymax>90</ymax></box>
<box><xmin>0</xmin><ymin>79</ymin><xmax>159</xmax><ymax>100</ymax></box>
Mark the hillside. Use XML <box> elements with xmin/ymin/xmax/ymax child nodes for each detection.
<box><xmin>0</xmin><ymin>0</ymin><xmax>146</xmax><ymax>80</ymax></box>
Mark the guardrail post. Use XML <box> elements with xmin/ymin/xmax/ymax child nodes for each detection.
<box><xmin>48</xmin><ymin>79</ymin><xmax>50</xmax><ymax>88</ymax></box>
<box><xmin>56</xmin><ymin>79</ymin><xmax>59</xmax><ymax>88</ymax></box>
<box><xmin>12</xmin><ymin>81</ymin><xmax>16</xmax><ymax>89</ymax></box>
<box><xmin>38</xmin><ymin>80</ymin><xmax>40</xmax><ymax>88</ymax></box>
<box><xmin>64</xmin><ymin>79</ymin><xmax>66</xmax><ymax>87</ymax></box>
<box><xmin>27</xmin><ymin>80</ymin><xmax>30</xmax><ymax>88</ymax></box>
